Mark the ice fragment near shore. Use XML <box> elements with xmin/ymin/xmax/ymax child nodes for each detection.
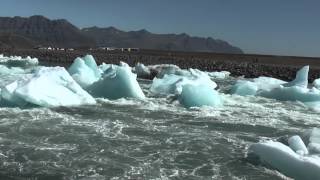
<box><xmin>1</xmin><ymin>67</ymin><xmax>96</xmax><ymax>107</ymax></box>
<box><xmin>88</xmin><ymin>62</ymin><xmax>145</xmax><ymax>100</ymax></box>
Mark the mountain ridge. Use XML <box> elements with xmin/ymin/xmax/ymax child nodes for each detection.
<box><xmin>0</xmin><ymin>15</ymin><xmax>243</xmax><ymax>54</ymax></box>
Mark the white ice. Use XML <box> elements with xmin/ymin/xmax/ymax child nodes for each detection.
<box><xmin>1</xmin><ymin>66</ymin><xmax>96</xmax><ymax>107</ymax></box>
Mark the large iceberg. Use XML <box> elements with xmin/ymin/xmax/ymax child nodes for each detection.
<box><xmin>87</xmin><ymin>62</ymin><xmax>145</xmax><ymax>100</ymax></box>
<box><xmin>68</xmin><ymin>55</ymin><xmax>101</xmax><ymax>88</ymax></box>
<box><xmin>249</xmin><ymin>140</ymin><xmax>320</xmax><ymax>180</ymax></box>
<box><xmin>0</xmin><ymin>54</ymin><xmax>38</xmax><ymax>67</ymax></box>
<box><xmin>1</xmin><ymin>67</ymin><xmax>96</xmax><ymax>107</ymax></box>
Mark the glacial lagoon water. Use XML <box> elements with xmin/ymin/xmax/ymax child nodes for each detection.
<box><xmin>1</xmin><ymin>73</ymin><xmax>320</xmax><ymax>180</ymax></box>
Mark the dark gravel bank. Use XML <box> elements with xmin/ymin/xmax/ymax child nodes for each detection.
<box><xmin>1</xmin><ymin>49</ymin><xmax>320</xmax><ymax>82</ymax></box>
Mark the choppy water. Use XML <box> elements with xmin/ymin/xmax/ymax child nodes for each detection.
<box><xmin>0</xmin><ymin>76</ymin><xmax>320</xmax><ymax>180</ymax></box>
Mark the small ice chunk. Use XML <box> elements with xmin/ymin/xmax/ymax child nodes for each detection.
<box><xmin>283</xmin><ymin>66</ymin><xmax>309</xmax><ymax>88</ymax></box>
<box><xmin>178</xmin><ymin>84</ymin><xmax>222</xmax><ymax>108</ymax></box>
<box><xmin>88</xmin><ymin>63</ymin><xmax>145</xmax><ymax>100</ymax></box>
<box><xmin>288</xmin><ymin>135</ymin><xmax>308</xmax><ymax>155</ymax></box>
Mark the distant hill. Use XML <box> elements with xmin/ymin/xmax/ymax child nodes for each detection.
<box><xmin>0</xmin><ymin>15</ymin><xmax>95</xmax><ymax>48</ymax></box>
<box><xmin>82</xmin><ymin>26</ymin><xmax>243</xmax><ymax>54</ymax></box>
<box><xmin>0</xmin><ymin>15</ymin><xmax>243</xmax><ymax>53</ymax></box>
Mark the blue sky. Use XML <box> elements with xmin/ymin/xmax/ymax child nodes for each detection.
<box><xmin>1</xmin><ymin>0</ymin><xmax>319</xmax><ymax>57</ymax></box>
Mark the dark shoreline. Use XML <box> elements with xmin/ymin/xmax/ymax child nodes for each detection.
<box><xmin>2</xmin><ymin>48</ymin><xmax>320</xmax><ymax>81</ymax></box>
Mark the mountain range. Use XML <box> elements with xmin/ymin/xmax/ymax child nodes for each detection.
<box><xmin>0</xmin><ymin>15</ymin><xmax>243</xmax><ymax>54</ymax></box>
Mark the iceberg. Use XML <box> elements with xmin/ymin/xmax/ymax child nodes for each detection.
<box><xmin>283</xmin><ymin>66</ymin><xmax>309</xmax><ymax>88</ymax></box>
<box><xmin>230</xmin><ymin>80</ymin><xmax>258</xmax><ymax>96</ymax></box>
<box><xmin>231</xmin><ymin>77</ymin><xmax>286</xmax><ymax>96</ymax></box>
<box><xmin>207</xmin><ymin>71</ymin><xmax>230</xmax><ymax>79</ymax></box>
<box><xmin>249</xmin><ymin>140</ymin><xmax>320</xmax><ymax>180</ymax></box>
<box><xmin>68</xmin><ymin>55</ymin><xmax>101</xmax><ymax>88</ymax></box>
<box><xmin>179</xmin><ymin>84</ymin><xmax>222</xmax><ymax>108</ymax></box>
<box><xmin>150</xmin><ymin>68</ymin><xmax>217</xmax><ymax>96</ymax></box>
<box><xmin>87</xmin><ymin>62</ymin><xmax>145</xmax><ymax>100</ymax></box>
<box><xmin>0</xmin><ymin>54</ymin><xmax>38</xmax><ymax>67</ymax></box>
<box><xmin>150</xmin><ymin>68</ymin><xmax>222</xmax><ymax>108</ymax></box>
<box><xmin>0</xmin><ymin>65</ymin><xmax>26</xmax><ymax>74</ymax></box>
<box><xmin>303</xmin><ymin>128</ymin><xmax>320</xmax><ymax>154</ymax></box>
<box><xmin>1</xmin><ymin>67</ymin><xmax>96</xmax><ymax>107</ymax></box>
<box><xmin>259</xmin><ymin>86</ymin><xmax>320</xmax><ymax>103</ymax></box>
<box><xmin>313</xmin><ymin>78</ymin><xmax>320</xmax><ymax>89</ymax></box>
<box><xmin>134</xmin><ymin>63</ymin><xmax>151</xmax><ymax>78</ymax></box>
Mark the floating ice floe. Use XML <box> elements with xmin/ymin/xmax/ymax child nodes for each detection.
<box><xmin>0</xmin><ymin>54</ymin><xmax>38</xmax><ymax>67</ymax></box>
<box><xmin>231</xmin><ymin>66</ymin><xmax>320</xmax><ymax>108</ymax></box>
<box><xmin>68</xmin><ymin>55</ymin><xmax>101</xmax><ymax>88</ymax></box>
<box><xmin>0</xmin><ymin>66</ymin><xmax>96</xmax><ymax>107</ymax></box>
<box><xmin>87</xmin><ymin>62</ymin><xmax>145</xmax><ymax>100</ymax></box>
<box><xmin>249</xmin><ymin>129</ymin><xmax>320</xmax><ymax>180</ymax></box>
<box><xmin>150</xmin><ymin>68</ymin><xmax>222</xmax><ymax>108</ymax></box>
<box><xmin>231</xmin><ymin>77</ymin><xmax>286</xmax><ymax>96</ymax></box>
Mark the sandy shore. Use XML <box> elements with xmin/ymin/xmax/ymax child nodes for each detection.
<box><xmin>1</xmin><ymin>48</ymin><xmax>320</xmax><ymax>81</ymax></box>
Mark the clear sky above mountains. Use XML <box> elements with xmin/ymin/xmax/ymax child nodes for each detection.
<box><xmin>1</xmin><ymin>0</ymin><xmax>319</xmax><ymax>57</ymax></box>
